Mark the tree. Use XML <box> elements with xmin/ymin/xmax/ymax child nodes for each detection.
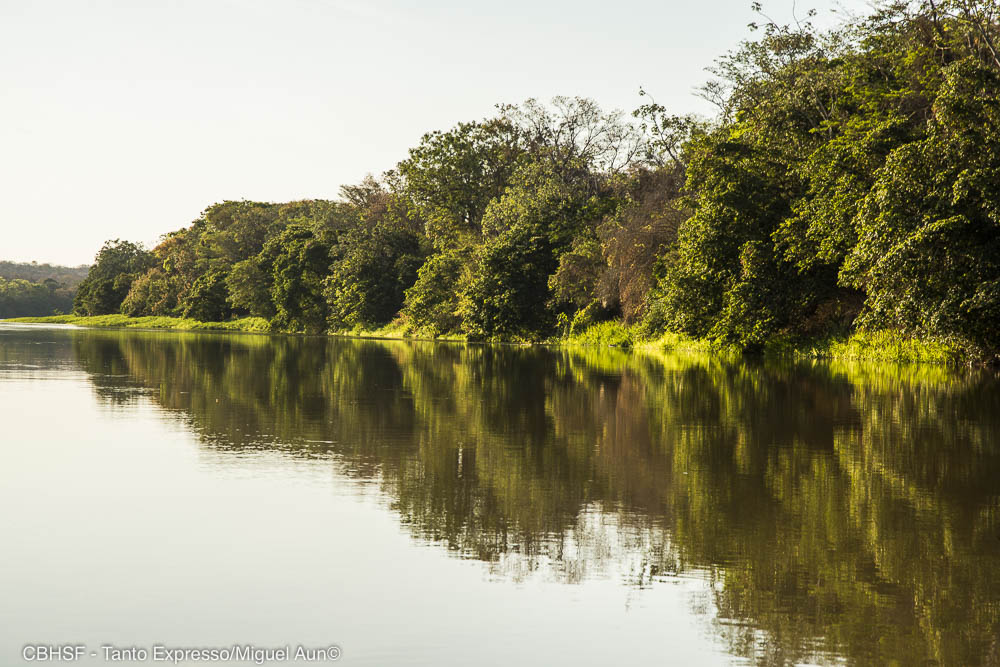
<box><xmin>225</xmin><ymin>258</ymin><xmax>274</xmax><ymax>318</ymax></box>
<box><xmin>73</xmin><ymin>240</ymin><xmax>154</xmax><ymax>316</ymax></box>
<box><xmin>0</xmin><ymin>277</ymin><xmax>74</xmax><ymax>317</ymax></box>
<box><xmin>843</xmin><ymin>58</ymin><xmax>1000</xmax><ymax>357</ymax></box>
<box><xmin>499</xmin><ymin>96</ymin><xmax>646</xmax><ymax>176</ymax></box>
<box><xmin>460</xmin><ymin>161</ymin><xmax>606</xmax><ymax>339</ymax></box>
<box><xmin>267</xmin><ymin>223</ymin><xmax>333</xmax><ymax>333</ymax></box>
<box><xmin>598</xmin><ymin>166</ymin><xmax>688</xmax><ymax>323</ymax></box>
<box><xmin>120</xmin><ymin>268</ymin><xmax>179</xmax><ymax>316</ymax></box>
<box><xmin>325</xmin><ymin>183</ymin><xmax>426</xmax><ymax>329</ymax></box>
<box><xmin>401</xmin><ymin>249</ymin><xmax>469</xmax><ymax>335</ymax></box>
<box><xmin>181</xmin><ymin>268</ymin><xmax>232</xmax><ymax>321</ymax></box>
<box><xmin>395</xmin><ymin>118</ymin><xmax>527</xmax><ymax>247</ymax></box>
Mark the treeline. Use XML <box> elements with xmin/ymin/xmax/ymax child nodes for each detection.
<box><xmin>74</xmin><ymin>1</ymin><xmax>1000</xmax><ymax>360</ymax></box>
<box><xmin>0</xmin><ymin>261</ymin><xmax>89</xmax><ymax>286</ymax></box>
<box><xmin>0</xmin><ymin>262</ymin><xmax>87</xmax><ymax>318</ymax></box>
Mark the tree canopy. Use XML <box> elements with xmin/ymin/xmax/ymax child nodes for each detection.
<box><xmin>69</xmin><ymin>1</ymin><xmax>1000</xmax><ymax>361</ymax></box>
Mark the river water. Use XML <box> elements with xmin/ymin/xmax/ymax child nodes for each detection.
<box><xmin>2</xmin><ymin>323</ymin><xmax>999</xmax><ymax>666</ymax></box>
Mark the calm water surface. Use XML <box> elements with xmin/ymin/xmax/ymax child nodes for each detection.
<box><xmin>2</xmin><ymin>323</ymin><xmax>999</xmax><ymax>666</ymax></box>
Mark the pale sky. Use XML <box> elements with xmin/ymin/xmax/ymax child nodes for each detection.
<box><xmin>1</xmin><ymin>0</ymin><xmax>869</xmax><ymax>266</ymax></box>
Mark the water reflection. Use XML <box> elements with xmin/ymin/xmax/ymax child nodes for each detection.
<box><xmin>49</xmin><ymin>329</ymin><xmax>1000</xmax><ymax>664</ymax></box>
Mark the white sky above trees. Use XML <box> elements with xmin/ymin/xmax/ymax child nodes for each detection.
<box><xmin>1</xmin><ymin>0</ymin><xmax>868</xmax><ymax>266</ymax></box>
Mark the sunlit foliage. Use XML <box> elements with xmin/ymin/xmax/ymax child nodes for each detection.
<box><xmin>66</xmin><ymin>2</ymin><xmax>1000</xmax><ymax>360</ymax></box>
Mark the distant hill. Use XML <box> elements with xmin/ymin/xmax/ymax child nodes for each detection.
<box><xmin>0</xmin><ymin>261</ymin><xmax>90</xmax><ymax>288</ymax></box>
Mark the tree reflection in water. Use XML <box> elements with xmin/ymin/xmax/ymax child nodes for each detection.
<box><xmin>70</xmin><ymin>330</ymin><xmax>1000</xmax><ymax>665</ymax></box>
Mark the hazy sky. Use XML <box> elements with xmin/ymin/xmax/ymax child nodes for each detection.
<box><xmin>1</xmin><ymin>0</ymin><xmax>868</xmax><ymax>266</ymax></box>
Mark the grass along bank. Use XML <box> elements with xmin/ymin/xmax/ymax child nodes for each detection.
<box><xmin>5</xmin><ymin>314</ymin><xmax>271</xmax><ymax>333</ymax></box>
<box><xmin>565</xmin><ymin>321</ymin><xmax>962</xmax><ymax>365</ymax></box>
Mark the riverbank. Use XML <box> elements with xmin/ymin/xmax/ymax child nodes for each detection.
<box><xmin>563</xmin><ymin>320</ymin><xmax>962</xmax><ymax>364</ymax></box>
<box><xmin>4</xmin><ymin>314</ymin><xmax>272</xmax><ymax>333</ymax></box>
<box><xmin>4</xmin><ymin>314</ymin><xmax>967</xmax><ymax>364</ymax></box>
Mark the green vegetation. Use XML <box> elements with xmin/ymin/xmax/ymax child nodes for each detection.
<box><xmin>0</xmin><ymin>261</ymin><xmax>90</xmax><ymax>317</ymax></box>
<box><xmin>765</xmin><ymin>329</ymin><xmax>962</xmax><ymax>364</ymax></box>
<box><xmin>0</xmin><ymin>278</ymin><xmax>75</xmax><ymax>318</ymax></box>
<box><xmin>38</xmin><ymin>2</ymin><xmax>1000</xmax><ymax>363</ymax></box>
<box><xmin>566</xmin><ymin>320</ymin><xmax>637</xmax><ymax>349</ymax></box>
<box><xmin>7</xmin><ymin>314</ymin><xmax>270</xmax><ymax>333</ymax></box>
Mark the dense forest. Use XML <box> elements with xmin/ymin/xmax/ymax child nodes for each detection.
<box><xmin>71</xmin><ymin>1</ymin><xmax>1000</xmax><ymax>360</ymax></box>
<box><xmin>0</xmin><ymin>261</ymin><xmax>88</xmax><ymax>318</ymax></box>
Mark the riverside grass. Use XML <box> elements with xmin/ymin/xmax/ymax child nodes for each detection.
<box><xmin>565</xmin><ymin>321</ymin><xmax>959</xmax><ymax>364</ymax></box>
<box><xmin>4</xmin><ymin>314</ymin><xmax>961</xmax><ymax>364</ymax></box>
<box><xmin>5</xmin><ymin>314</ymin><xmax>271</xmax><ymax>333</ymax></box>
